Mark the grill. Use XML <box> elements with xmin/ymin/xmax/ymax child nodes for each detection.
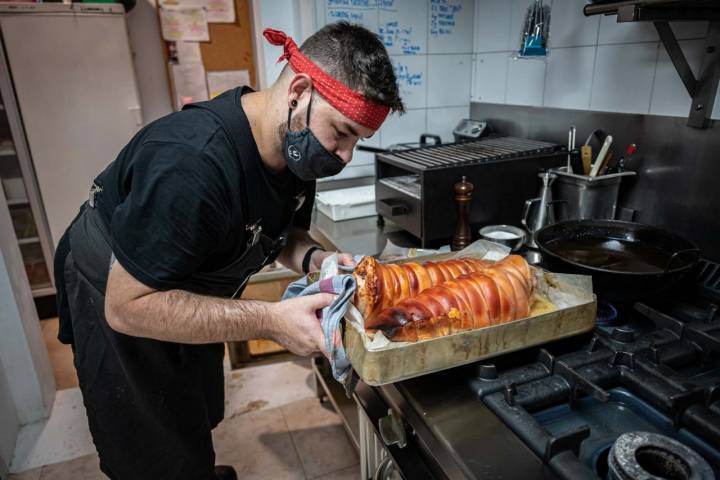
<box><xmin>383</xmin><ymin>136</ymin><xmax>561</xmax><ymax>171</ymax></box>
<box><xmin>374</xmin><ymin>135</ymin><xmax>566</xmax><ymax>247</ymax></box>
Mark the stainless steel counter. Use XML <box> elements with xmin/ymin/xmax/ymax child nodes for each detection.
<box><xmin>309</xmin><ymin>210</ymin><xmax>418</xmax><ymax>256</ymax></box>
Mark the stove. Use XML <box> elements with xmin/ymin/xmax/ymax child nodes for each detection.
<box><xmin>354</xmin><ymin>259</ymin><xmax>720</xmax><ymax>479</ymax></box>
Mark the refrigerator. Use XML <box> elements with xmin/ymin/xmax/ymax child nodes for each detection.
<box><xmin>0</xmin><ymin>2</ymin><xmax>144</xmax><ymax>262</ymax></box>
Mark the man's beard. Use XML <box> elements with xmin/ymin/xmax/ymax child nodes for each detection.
<box><xmin>276</xmin><ymin>105</ymin><xmax>308</xmax><ymax>146</ymax></box>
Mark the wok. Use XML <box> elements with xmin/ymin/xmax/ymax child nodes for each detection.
<box><xmin>535</xmin><ymin>220</ymin><xmax>700</xmax><ymax>301</ymax></box>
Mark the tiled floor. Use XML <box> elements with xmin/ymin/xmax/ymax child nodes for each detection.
<box><xmin>12</xmin><ymin>317</ymin><xmax>358</xmax><ymax>479</ymax></box>
<box><xmin>40</xmin><ymin>318</ymin><xmax>78</xmax><ymax>390</ymax></box>
<box><xmin>10</xmin><ymin>397</ymin><xmax>358</xmax><ymax>480</ymax></box>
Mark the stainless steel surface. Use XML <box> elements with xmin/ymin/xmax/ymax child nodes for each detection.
<box><xmin>310</xmin><ymin>209</ymin><xmax>417</xmax><ymax>256</ymax></box>
<box><xmin>525</xmin><ymin>249</ymin><xmax>544</xmax><ymax>265</ymax></box>
<box><xmin>553</xmin><ymin>170</ymin><xmax>636</xmax><ymax>221</ymax></box>
<box><xmin>479</xmin><ymin>224</ymin><xmax>526</xmax><ymax>251</ymax></box>
<box><xmin>374</xmin><ymin>372</ymin><xmax>558</xmax><ymax>479</ymax></box>
<box><xmin>469</xmin><ymin>102</ymin><xmax>720</xmax><ymax>262</ymax></box>
<box><xmin>567</xmin><ymin>126</ymin><xmax>576</xmax><ymax>171</ymax></box>
<box><xmin>522</xmin><ymin>171</ymin><xmax>557</xmax><ymax>248</ymax></box>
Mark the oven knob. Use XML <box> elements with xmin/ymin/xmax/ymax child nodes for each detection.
<box><xmin>378</xmin><ymin>409</ymin><xmax>407</xmax><ymax>449</ymax></box>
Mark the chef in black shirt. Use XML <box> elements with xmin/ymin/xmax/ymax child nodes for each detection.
<box><xmin>53</xmin><ymin>22</ymin><xmax>404</xmax><ymax>480</ymax></box>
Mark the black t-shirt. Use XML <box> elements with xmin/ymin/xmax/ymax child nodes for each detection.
<box><xmin>93</xmin><ymin>87</ymin><xmax>314</xmax><ymax>292</ymax></box>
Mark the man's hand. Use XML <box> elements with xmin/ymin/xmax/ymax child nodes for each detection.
<box><xmin>309</xmin><ymin>250</ymin><xmax>355</xmax><ymax>272</ymax></box>
<box><xmin>265</xmin><ymin>293</ymin><xmax>336</xmax><ymax>357</ymax></box>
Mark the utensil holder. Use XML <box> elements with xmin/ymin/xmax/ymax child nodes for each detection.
<box><xmin>554</xmin><ymin>170</ymin><xmax>635</xmax><ymax>220</ymax></box>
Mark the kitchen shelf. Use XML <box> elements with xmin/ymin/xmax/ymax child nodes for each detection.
<box><xmin>32</xmin><ymin>285</ymin><xmax>55</xmax><ymax>298</ymax></box>
<box><xmin>17</xmin><ymin>236</ymin><xmax>40</xmax><ymax>245</ymax></box>
<box><xmin>1</xmin><ymin>63</ymin><xmax>55</xmax><ymax>299</ymax></box>
<box><xmin>584</xmin><ymin>1</ymin><xmax>720</xmax><ymax>129</ymax></box>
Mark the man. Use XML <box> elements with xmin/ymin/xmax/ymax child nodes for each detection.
<box><xmin>54</xmin><ymin>22</ymin><xmax>403</xmax><ymax>480</ymax></box>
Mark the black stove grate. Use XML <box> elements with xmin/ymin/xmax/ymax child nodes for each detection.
<box><xmin>698</xmin><ymin>259</ymin><xmax>720</xmax><ymax>299</ymax></box>
<box><xmin>468</xmin><ymin>300</ymin><xmax>720</xmax><ymax>479</ymax></box>
<box><xmin>383</xmin><ymin>136</ymin><xmax>561</xmax><ymax>170</ymax></box>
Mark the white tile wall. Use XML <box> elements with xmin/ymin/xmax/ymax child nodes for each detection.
<box><xmin>379</xmin><ymin>109</ymin><xmax>428</xmax><ymax>148</ymax></box>
<box><xmin>543</xmin><ymin>46</ymin><xmax>596</xmax><ymax>110</ymax></box>
<box><xmin>549</xmin><ymin>0</ymin><xmax>599</xmax><ymax>48</ymax></box>
<box><xmin>470</xmin><ymin>0</ymin><xmax>717</xmax><ymax>120</ymax></box>
<box><xmin>598</xmin><ymin>13</ymin><xmax>657</xmax><ymax>44</ymax></box>
<box><xmin>428</xmin><ymin>0</ymin><xmax>475</xmax><ymax>54</ymax></box>
<box><xmin>312</xmin><ymin>0</ymin><xmax>718</xmax><ymax>183</ymax></box>
<box><xmin>392</xmin><ymin>55</ymin><xmax>428</xmax><ymax>109</ymax></box>
<box><xmin>472</xmin><ymin>52</ymin><xmax>508</xmax><ymax>102</ymax></box>
<box><xmin>671</xmin><ymin>21</ymin><xmax>709</xmax><ymax>41</ymax></box>
<box><xmin>506</xmin><ymin>56</ymin><xmax>546</xmax><ymax>107</ymax></box>
<box><xmin>379</xmin><ymin>0</ymin><xmax>428</xmax><ymax>55</ymax></box>
<box><xmin>590</xmin><ymin>43</ymin><xmax>658</xmax><ymax>114</ymax></box>
<box><xmin>473</xmin><ymin>0</ymin><xmax>512</xmax><ymax>52</ymax></box>
<box><xmin>650</xmin><ymin>39</ymin><xmax>705</xmax><ymax>117</ymax></box>
<box><xmin>427</xmin><ymin>54</ymin><xmax>472</xmax><ymax>107</ymax></box>
<box><xmin>426</xmin><ymin>105</ymin><xmax>471</xmax><ymax>142</ymax></box>
<box><xmin>325</xmin><ymin>4</ymin><xmax>379</xmax><ymax>35</ymax></box>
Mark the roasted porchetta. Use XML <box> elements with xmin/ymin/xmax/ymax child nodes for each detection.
<box><xmin>353</xmin><ymin>256</ymin><xmax>490</xmax><ymax>322</ymax></box>
<box><xmin>361</xmin><ymin>255</ymin><xmax>535</xmax><ymax>342</ymax></box>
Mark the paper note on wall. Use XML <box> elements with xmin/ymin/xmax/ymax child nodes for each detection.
<box><xmin>206</xmin><ymin>0</ymin><xmax>234</xmax><ymax>23</ymax></box>
<box><xmin>175</xmin><ymin>41</ymin><xmax>203</xmax><ymax>64</ymax></box>
<box><xmin>171</xmin><ymin>63</ymin><xmax>209</xmax><ymax>110</ymax></box>
<box><xmin>207</xmin><ymin>70</ymin><xmax>250</xmax><ymax>98</ymax></box>
<box><xmin>160</xmin><ymin>5</ymin><xmax>210</xmax><ymax>42</ymax></box>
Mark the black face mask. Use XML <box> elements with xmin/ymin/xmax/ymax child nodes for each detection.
<box><xmin>283</xmin><ymin>95</ymin><xmax>346</xmax><ymax>181</ymax></box>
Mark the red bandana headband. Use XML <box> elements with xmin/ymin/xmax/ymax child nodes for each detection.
<box><xmin>263</xmin><ymin>28</ymin><xmax>390</xmax><ymax>131</ymax></box>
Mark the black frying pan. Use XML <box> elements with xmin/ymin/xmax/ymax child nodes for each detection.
<box><xmin>535</xmin><ymin>220</ymin><xmax>700</xmax><ymax>301</ymax></box>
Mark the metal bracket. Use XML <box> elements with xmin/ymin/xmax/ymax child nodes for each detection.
<box><xmin>654</xmin><ymin>21</ymin><xmax>720</xmax><ymax>129</ymax></box>
<box><xmin>583</xmin><ymin>2</ymin><xmax>720</xmax><ymax>129</ymax></box>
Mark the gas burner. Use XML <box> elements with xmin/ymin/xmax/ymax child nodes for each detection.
<box><xmin>610</xmin><ymin>326</ymin><xmax>635</xmax><ymax>344</ymax></box>
<box><xmin>596</xmin><ymin>300</ymin><xmax>619</xmax><ymax>326</ymax></box>
<box><xmin>607</xmin><ymin>431</ymin><xmax>714</xmax><ymax>480</ymax></box>
<box><xmin>467</xmin><ymin>295</ymin><xmax>720</xmax><ymax>479</ymax></box>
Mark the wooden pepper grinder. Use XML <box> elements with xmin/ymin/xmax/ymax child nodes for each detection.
<box><xmin>451</xmin><ymin>176</ymin><xmax>473</xmax><ymax>251</ymax></box>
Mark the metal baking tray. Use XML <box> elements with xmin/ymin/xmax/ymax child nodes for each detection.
<box><xmin>343</xmin><ymin>254</ymin><xmax>597</xmax><ymax>386</ymax></box>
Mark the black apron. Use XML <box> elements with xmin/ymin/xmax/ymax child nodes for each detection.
<box><xmin>55</xmin><ymin>89</ymin><xmax>302</xmax><ymax>480</ymax></box>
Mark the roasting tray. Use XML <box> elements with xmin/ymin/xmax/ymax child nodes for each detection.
<box><xmin>343</xmin><ymin>252</ymin><xmax>596</xmax><ymax>386</ymax></box>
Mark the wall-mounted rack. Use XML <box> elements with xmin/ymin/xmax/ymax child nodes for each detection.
<box><xmin>584</xmin><ymin>0</ymin><xmax>720</xmax><ymax>129</ymax></box>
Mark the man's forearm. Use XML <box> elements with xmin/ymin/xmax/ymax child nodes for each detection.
<box><xmin>277</xmin><ymin>227</ymin><xmax>324</xmax><ymax>273</ymax></box>
<box><xmin>107</xmin><ymin>288</ymin><xmax>275</xmax><ymax>344</ymax></box>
